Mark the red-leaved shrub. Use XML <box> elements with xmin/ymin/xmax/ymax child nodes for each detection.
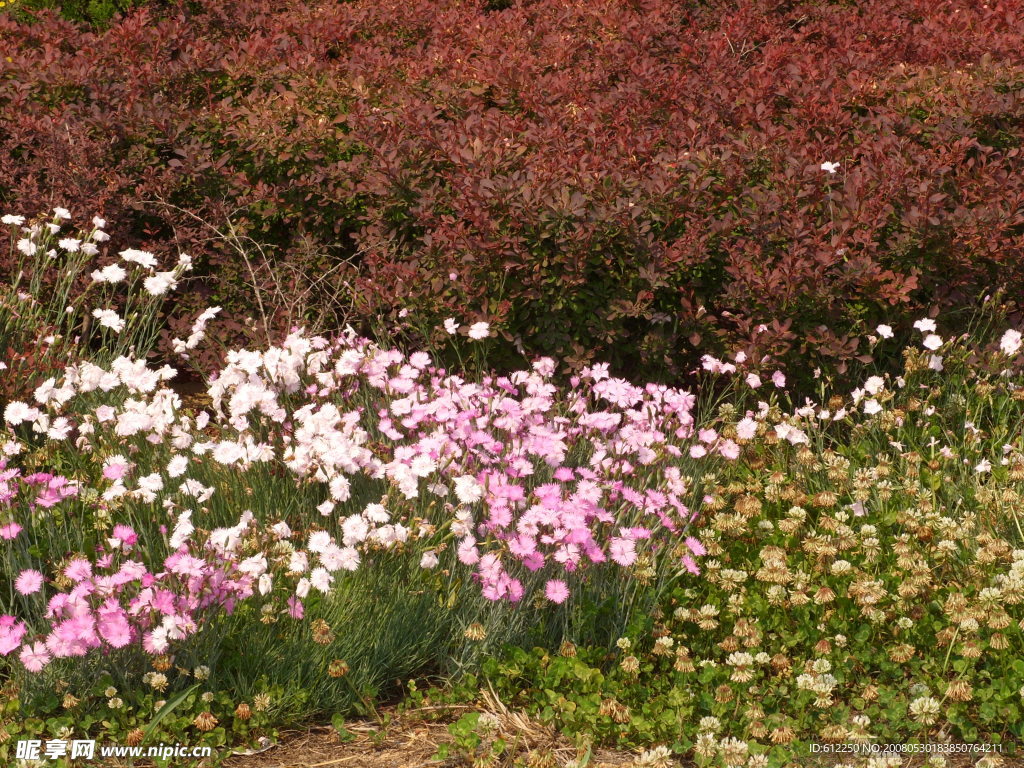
<box><xmin>2</xmin><ymin>0</ymin><xmax>1023</xmax><ymax>379</ymax></box>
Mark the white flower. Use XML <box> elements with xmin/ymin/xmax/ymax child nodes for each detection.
<box><xmin>92</xmin><ymin>308</ymin><xmax>125</xmax><ymax>333</ymax></box>
<box><xmin>33</xmin><ymin>378</ymin><xmax>58</xmax><ymax>404</ymax></box>
<box><xmin>1000</xmin><ymin>329</ymin><xmax>1022</xmax><ymax>356</ymax></box>
<box><xmin>1</xmin><ymin>214</ymin><xmax>25</xmax><ymax>225</ymax></box>
<box><xmin>143</xmin><ymin>272</ymin><xmax>178</xmax><ymax>296</ymax></box>
<box><xmin>908</xmin><ymin>695</ymin><xmax>940</xmax><ymax>725</ymax></box>
<box><xmin>257</xmin><ymin>573</ymin><xmax>272</xmax><ymax>595</ymax></box>
<box><xmin>419</xmin><ymin>551</ymin><xmax>439</xmax><ymax>569</ymax></box>
<box><xmin>167</xmin><ymin>455</ymin><xmax>188</xmax><ymax>477</ymax></box>
<box><xmin>443</xmin><ymin>318</ymin><xmax>459</xmax><ymax>335</ymax></box>
<box><xmin>913</xmin><ymin>318</ymin><xmax>937</xmax><ymax>333</ymax></box>
<box><xmin>58</xmin><ymin>238</ymin><xmax>81</xmax><ymax>252</ymax></box>
<box><xmin>310</xmin><ymin>567</ymin><xmax>333</xmax><ymax>592</ymax></box>
<box><xmin>863</xmin><ymin>399</ymin><xmax>882</xmax><ymax>415</ymax></box>
<box><xmin>169</xmin><ymin>511</ymin><xmax>194</xmax><ymax>549</ymax></box>
<box><xmin>93</xmin><ymin>230</ymin><xmax>110</xmax><ymax>242</ymax></box>
<box><xmin>53</xmin><ymin>207</ymin><xmax>71</xmax><ymax>219</ymax></box>
<box><xmin>975</xmin><ymin>459</ymin><xmax>992</xmax><ymax>474</ymax></box>
<box><xmin>92</xmin><ymin>216</ymin><xmax>106</xmax><ymax>228</ymax></box>
<box><xmin>922</xmin><ymin>334</ymin><xmax>943</xmax><ymax>350</ymax></box>
<box><xmin>876</xmin><ymin>324</ymin><xmax>893</xmax><ymax>338</ymax></box>
<box><xmin>338</xmin><ymin>547</ymin><xmax>360</xmax><ymax>571</ymax></box>
<box><xmin>863</xmin><ymin>375</ymin><xmax>885</xmax><ymax>395</ymax></box>
<box><xmin>16</xmin><ymin>238</ymin><xmax>35</xmax><ymax>256</ymax></box>
<box><xmin>453</xmin><ymin>475</ymin><xmax>484</xmax><ymax>504</ymax></box>
<box><xmin>91</xmin><ymin>264</ymin><xmax>127</xmax><ymax>283</ymax></box>
<box><xmin>820</xmin><ymin>161</ymin><xmax>840</xmax><ymax>174</ymax></box>
<box><xmin>928</xmin><ymin>355</ymin><xmax>944</xmax><ymax>371</ymax></box>
<box><xmin>4</xmin><ymin>401</ymin><xmax>39</xmax><ymax>426</ymax></box>
<box><xmin>119</xmin><ymin>248</ymin><xmax>158</xmax><ymax>269</ymax></box>
<box><xmin>307</xmin><ymin>530</ymin><xmax>332</xmax><ymax>554</ymax></box>
<box><xmin>468</xmin><ymin>321</ymin><xmax>490</xmax><ymax>340</ymax></box>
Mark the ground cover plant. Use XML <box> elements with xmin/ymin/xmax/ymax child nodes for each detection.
<box><xmin>2</xmin><ymin>0</ymin><xmax>1024</xmax><ymax>380</ymax></box>
<box><xmin>428</xmin><ymin>320</ymin><xmax>1024</xmax><ymax>766</ymax></box>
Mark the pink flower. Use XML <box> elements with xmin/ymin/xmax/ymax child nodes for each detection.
<box><xmin>102</xmin><ymin>462</ymin><xmax>130</xmax><ymax>481</ymax></box>
<box><xmin>15</xmin><ymin>569</ymin><xmax>43</xmax><ymax>595</ymax></box>
<box><xmin>111</xmin><ymin>524</ymin><xmax>137</xmax><ymax>548</ymax></box>
<box><xmin>63</xmin><ymin>559</ymin><xmax>92</xmax><ymax>582</ymax></box>
<box><xmin>685</xmin><ymin>537</ymin><xmax>706</xmax><ymax>557</ymax></box>
<box><xmin>457</xmin><ymin>537</ymin><xmax>480</xmax><ymax>565</ymax></box>
<box><xmin>609</xmin><ymin>537</ymin><xmax>637</xmax><ymax>567</ymax></box>
<box><xmin>698</xmin><ymin>428</ymin><xmax>718</xmax><ymax>444</ymax></box>
<box><xmin>681</xmin><ymin>556</ymin><xmax>700</xmax><ymax>575</ymax></box>
<box><xmin>718</xmin><ymin>440</ymin><xmax>740</xmax><ymax>460</ymax></box>
<box><xmin>98</xmin><ymin>613</ymin><xmax>132</xmax><ymax>648</ymax></box>
<box><xmin>544</xmin><ymin>579</ymin><xmax>570</xmax><ymax>604</ymax></box>
<box><xmin>736</xmin><ymin>417</ymin><xmax>757</xmax><ymax>440</ymax></box>
<box><xmin>20</xmin><ymin>641</ymin><xmax>51</xmax><ymax>672</ymax></box>
<box><xmin>0</xmin><ymin>617</ymin><xmax>27</xmax><ymax>655</ymax></box>
<box><xmin>0</xmin><ymin>522</ymin><xmax>22</xmax><ymax>540</ymax></box>
<box><xmin>771</xmin><ymin>371</ymin><xmax>786</xmax><ymax>388</ymax></box>
<box><xmin>745</xmin><ymin>373</ymin><xmax>761</xmax><ymax>388</ymax></box>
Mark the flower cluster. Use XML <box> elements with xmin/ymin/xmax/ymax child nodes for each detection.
<box><xmin>0</xmin><ymin>319</ymin><xmax>730</xmax><ymax>673</ymax></box>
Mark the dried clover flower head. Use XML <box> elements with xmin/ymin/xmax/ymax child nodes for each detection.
<box><xmin>598</xmin><ymin>698</ymin><xmax>631</xmax><ymax>724</ymax></box>
<box><xmin>193</xmin><ymin>712</ymin><xmax>218</xmax><ymax>732</ymax></box>
<box><xmin>945</xmin><ymin>679</ymin><xmax>973</xmax><ymax>701</ymax></box>
<box><xmin>125</xmin><ymin>729</ymin><xmax>145</xmax><ymax>747</ymax></box>
<box><xmin>311</xmin><ymin>618</ymin><xmax>335</xmax><ymax>645</ymax></box>
<box><xmin>714</xmin><ymin>684</ymin><xmax>734</xmax><ymax>703</ymax></box>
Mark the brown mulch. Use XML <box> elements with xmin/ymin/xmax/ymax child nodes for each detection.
<box><xmin>221</xmin><ymin>702</ymin><xmax>636</xmax><ymax>768</ymax></box>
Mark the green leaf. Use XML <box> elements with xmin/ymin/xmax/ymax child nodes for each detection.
<box><xmin>331</xmin><ymin>713</ymin><xmax>355</xmax><ymax>742</ymax></box>
<box><xmin>143</xmin><ymin>683</ymin><xmax>201</xmax><ymax>743</ymax></box>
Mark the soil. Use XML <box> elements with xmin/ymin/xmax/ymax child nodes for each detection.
<box><xmin>220</xmin><ymin>707</ymin><xmax>636</xmax><ymax>768</ymax></box>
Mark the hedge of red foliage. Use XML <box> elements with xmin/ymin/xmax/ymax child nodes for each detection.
<box><xmin>2</xmin><ymin>0</ymin><xmax>1023</xmax><ymax>378</ymax></box>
